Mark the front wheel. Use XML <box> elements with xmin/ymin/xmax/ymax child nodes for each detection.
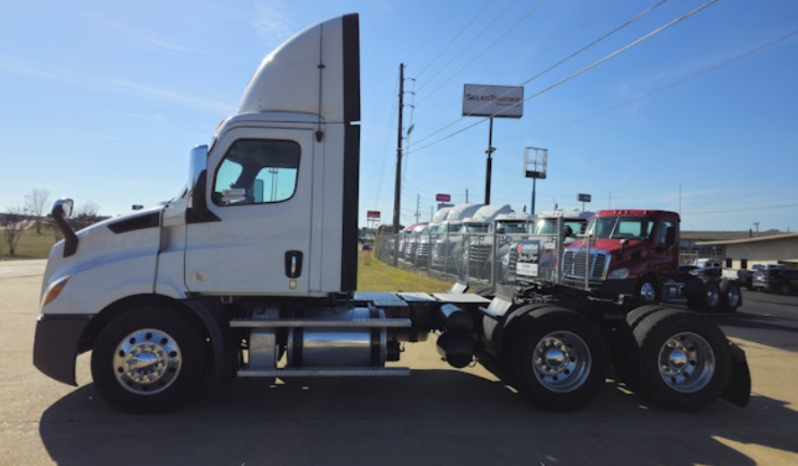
<box><xmin>508</xmin><ymin>307</ymin><xmax>607</xmax><ymax>411</ymax></box>
<box><xmin>633</xmin><ymin>309</ymin><xmax>731</xmax><ymax>411</ymax></box>
<box><xmin>91</xmin><ymin>306</ymin><xmax>206</xmax><ymax>413</ymax></box>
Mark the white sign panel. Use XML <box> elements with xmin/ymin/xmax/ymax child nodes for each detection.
<box><xmin>463</xmin><ymin>84</ymin><xmax>524</xmax><ymax>118</ymax></box>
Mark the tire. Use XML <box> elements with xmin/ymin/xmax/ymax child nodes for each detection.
<box><xmin>633</xmin><ymin>309</ymin><xmax>732</xmax><ymax>411</ymax></box>
<box><xmin>626</xmin><ymin>305</ymin><xmax>669</xmax><ymax>329</ymax></box>
<box><xmin>686</xmin><ymin>280</ymin><xmax>720</xmax><ymax>312</ymax></box>
<box><xmin>91</xmin><ymin>306</ymin><xmax>206</xmax><ymax>413</ymax></box>
<box><xmin>608</xmin><ymin>305</ymin><xmax>667</xmax><ymax>391</ymax></box>
<box><xmin>636</xmin><ymin>276</ymin><xmax>660</xmax><ymax>304</ymax></box>
<box><xmin>779</xmin><ymin>283</ymin><xmax>791</xmax><ymax>296</ymax></box>
<box><xmin>718</xmin><ymin>280</ymin><xmax>742</xmax><ymax>313</ymax></box>
<box><xmin>507</xmin><ymin>307</ymin><xmax>607</xmax><ymax>411</ymax></box>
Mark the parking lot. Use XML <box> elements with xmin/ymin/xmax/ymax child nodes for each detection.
<box><xmin>3</xmin><ymin>260</ymin><xmax>798</xmax><ymax>466</ymax></box>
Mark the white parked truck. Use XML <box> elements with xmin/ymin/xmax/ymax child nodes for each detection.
<box><xmin>34</xmin><ymin>14</ymin><xmax>750</xmax><ymax>413</ymax></box>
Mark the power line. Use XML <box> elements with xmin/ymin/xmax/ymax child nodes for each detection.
<box><xmin>408</xmin><ymin>0</ymin><xmax>725</xmax><ymax>155</ymax></box>
<box><xmin>416</xmin><ymin>0</ymin><xmax>521</xmax><ymax>93</ymax></box>
<box><xmin>414</xmin><ymin>0</ymin><xmax>497</xmax><ymax>80</ymax></box>
<box><xmin>417</xmin><ymin>0</ymin><xmax>549</xmax><ymax>106</ymax></box>
<box><xmin>553</xmin><ymin>27</ymin><xmax>798</xmax><ymax>130</ymax></box>
<box><xmin>410</xmin><ymin>0</ymin><xmax>631</xmax><ymax>128</ymax></box>
<box><xmin>409</xmin><ymin>0</ymin><xmax>675</xmax><ymax>151</ymax></box>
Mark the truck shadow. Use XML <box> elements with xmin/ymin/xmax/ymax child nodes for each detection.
<box><xmin>39</xmin><ymin>370</ymin><xmax>798</xmax><ymax>466</ymax></box>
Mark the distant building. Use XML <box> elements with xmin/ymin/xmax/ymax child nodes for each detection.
<box><xmin>695</xmin><ymin>233</ymin><xmax>798</xmax><ymax>269</ymax></box>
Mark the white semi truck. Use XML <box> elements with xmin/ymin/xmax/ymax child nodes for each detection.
<box><xmin>34</xmin><ymin>14</ymin><xmax>750</xmax><ymax>413</ymax></box>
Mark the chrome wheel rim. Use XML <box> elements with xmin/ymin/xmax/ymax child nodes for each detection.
<box><xmin>113</xmin><ymin>329</ymin><xmax>182</xmax><ymax>395</ymax></box>
<box><xmin>533</xmin><ymin>331</ymin><xmax>592</xmax><ymax>393</ymax></box>
<box><xmin>726</xmin><ymin>288</ymin><xmax>740</xmax><ymax>307</ymax></box>
<box><xmin>657</xmin><ymin>332</ymin><xmax>715</xmax><ymax>393</ymax></box>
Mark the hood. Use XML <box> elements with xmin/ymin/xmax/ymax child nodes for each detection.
<box><xmin>569</xmin><ymin>237</ymin><xmax>643</xmax><ymax>254</ymax></box>
<box><xmin>42</xmin><ymin>206</ymin><xmax>165</xmax><ymax>294</ymax></box>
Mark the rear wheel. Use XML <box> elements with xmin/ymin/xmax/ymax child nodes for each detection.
<box><xmin>91</xmin><ymin>306</ymin><xmax>206</xmax><ymax>413</ymax></box>
<box><xmin>508</xmin><ymin>307</ymin><xmax>607</xmax><ymax>411</ymax></box>
<box><xmin>687</xmin><ymin>280</ymin><xmax>720</xmax><ymax>312</ymax></box>
<box><xmin>718</xmin><ymin>280</ymin><xmax>742</xmax><ymax>312</ymax></box>
<box><xmin>633</xmin><ymin>309</ymin><xmax>731</xmax><ymax>411</ymax></box>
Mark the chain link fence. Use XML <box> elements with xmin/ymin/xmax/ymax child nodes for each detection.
<box><xmin>373</xmin><ymin>227</ymin><xmax>567</xmax><ymax>290</ymax></box>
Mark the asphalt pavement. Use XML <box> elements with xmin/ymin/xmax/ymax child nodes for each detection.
<box><xmin>2</xmin><ymin>260</ymin><xmax>798</xmax><ymax>466</ymax></box>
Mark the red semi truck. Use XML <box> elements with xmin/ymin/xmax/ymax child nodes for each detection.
<box><xmin>560</xmin><ymin>209</ymin><xmax>742</xmax><ymax>313</ymax></box>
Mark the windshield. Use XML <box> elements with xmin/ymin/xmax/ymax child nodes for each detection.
<box><xmin>463</xmin><ymin>224</ymin><xmax>489</xmax><ymax>233</ymax></box>
<box><xmin>533</xmin><ymin>218</ymin><xmax>559</xmax><ymax>235</ymax></box>
<box><xmin>497</xmin><ymin>221</ymin><xmax>529</xmax><ymax>234</ymax></box>
<box><xmin>585</xmin><ymin>216</ymin><xmax>655</xmax><ymax>240</ymax></box>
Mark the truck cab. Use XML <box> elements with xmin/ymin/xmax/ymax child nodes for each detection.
<box><xmin>562</xmin><ymin>209</ymin><xmax>679</xmax><ymax>300</ymax></box>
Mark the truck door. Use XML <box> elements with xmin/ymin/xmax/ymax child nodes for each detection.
<box><xmin>184</xmin><ymin>126</ymin><xmax>314</xmax><ymax>294</ymax></box>
<box><xmin>651</xmin><ymin>218</ymin><xmax>678</xmax><ymax>275</ymax></box>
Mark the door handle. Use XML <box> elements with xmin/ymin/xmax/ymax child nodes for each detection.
<box><xmin>285</xmin><ymin>250</ymin><xmax>303</xmax><ymax>278</ymax></box>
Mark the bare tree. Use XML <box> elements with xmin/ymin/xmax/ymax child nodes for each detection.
<box><xmin>24</xmin><ymin>188</ymin><xmax>51</xmax><ymax>235</ymax></box>
<box><xmin>1</xmin><ymin>207</ymin><xmax>28</xmax><ymax>256</ymax></box>
<box><xmin>70</xmin><ymin>200</ymin><xmax>104</xmax><ymax>230</ymax></box>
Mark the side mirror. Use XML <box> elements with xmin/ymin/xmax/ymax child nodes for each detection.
<box><xmin>186</xmin><ymin>145</ymin><xmax>220</xmax><ymax>223</ymax></box>
<box><xmin>188</xmin><ymin>145</ymin><xmax>208</xmax><ymax>193</ymax></box>
<box><xmin>52</xmin><ymin>198</ymin><xmax>74</xmax><ymax>219</ymax></box>
<box><xmin>51</xmin><ymin>198</ymin><xmax>78</xmax><ymax>257</ymax></box>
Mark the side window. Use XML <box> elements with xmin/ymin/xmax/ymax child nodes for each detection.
<box><xmin>213</xmin><ymin>139</ymin><xmax>300</xmax><ymax>206</ymax></box>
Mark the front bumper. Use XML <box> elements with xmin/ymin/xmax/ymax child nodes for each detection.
<box><xmin>561</xmin><ymin>277</ymin><xmax>638</xmax><ymax>299</ymax></box>
<box><xmin>33</xmin><ymin>314</ymin><xmax>92</xmax><ymax>386</ymax></box>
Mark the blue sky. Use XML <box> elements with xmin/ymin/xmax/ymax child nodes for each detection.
<box><xmin>2</xmin><ymin>0</ymin><xmax>797</xmax><ymax>232</ymax></box>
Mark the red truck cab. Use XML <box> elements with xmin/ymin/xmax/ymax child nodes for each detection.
<box><xmin>562</xmin><ymin>209</ymin><xmax>680</xmax><ymax>301</ymax></box>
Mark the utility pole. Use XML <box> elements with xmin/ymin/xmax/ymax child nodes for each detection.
<box><xmin>415</xmin><ymin>194</ymin><xmax>420</xmax><ymax>223</ymax></box>
<box><xmin>465</xmin><ymin>189</ymin><xmax>469</xmax><ymax>203</ymax></box>
<box><xmin>392</xmin><ymin>64</ymin><xmax>405</xmax><ymax>264</ymax></box>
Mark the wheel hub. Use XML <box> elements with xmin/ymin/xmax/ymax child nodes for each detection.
<box><xmin>113</xmin><ymin>329</ymin><xmax>182</xmax><ymax>395</ymax></box>
<box><xmin>640</xmin><ymin>282</ymin><xmax>656</xmax><ymax>302</ymax></box>
<box><xmin>657</xmin><ymin>332</ymin><xmax>715</xmax><ymax>393</ymax></box>
<box><xmin>533</xmin><ymin>332</ymin><xmax>591</xmax><ymax>393</ymax></box>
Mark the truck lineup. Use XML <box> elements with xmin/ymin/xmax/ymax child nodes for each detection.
<box><xmin>34</xmin><ymin>14</ymin><xmax>750</xmax><ymax>414</ymax></box>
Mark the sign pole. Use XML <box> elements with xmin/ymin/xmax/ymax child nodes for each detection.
<box><xmin>485</xmin><ymin>117</ymin><xmax>494</xmax><ymax>205</ymax></box>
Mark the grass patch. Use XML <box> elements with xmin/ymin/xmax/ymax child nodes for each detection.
<box><xmin>0</xmin><ymin>225</ymin><xmax>57</xmax><ymax>260</ymax></box>
<box><xmin>357</xmin><ymin>250</ymin><xmax>453</xmax><ymax>292</ymax></box>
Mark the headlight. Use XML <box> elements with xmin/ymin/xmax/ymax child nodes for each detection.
<box><xmin>608</xmin><ymin>268</ymin><xmax>629</xmax><ymax>280</ymax></box>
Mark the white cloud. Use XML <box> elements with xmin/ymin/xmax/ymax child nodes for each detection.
<box><xmin>87</xmin><ymin>13</ymin><xmax>207</xmax><ymax>55</ymax></box>
<box><xmin>0</xmin><ymin>53</ymin><xmax>230</xmax><ymax>114</ymax></box>
<box><xmin>253</xmin><ymin>1</ymin><xmax>294</xmax><ymax>47</ymax></box>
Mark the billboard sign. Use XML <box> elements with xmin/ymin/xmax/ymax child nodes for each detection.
<box><xmin>462</xmin><ymin>84</ymin><xmax>524</xmax><ymax>118</ymax></box>
<box><xmin>435</xmin><ymin>193</ymin><xmax>451</xmax><ymax>202</ymax></box>
<box><xmin>577</xmin><ymin>194</ymin><xmax>592</xmax><ymax>203</ymax></box>
<box><xmin>366</xmin><ymin>210</ymin><xmax>381</xmax><ymax>220</ymax></box>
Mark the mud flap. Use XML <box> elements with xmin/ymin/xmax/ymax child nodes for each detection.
<box><xmin>722</xmin><ymin>341</ymin><xmax>751</xmax><ymax>407</ymax></box>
